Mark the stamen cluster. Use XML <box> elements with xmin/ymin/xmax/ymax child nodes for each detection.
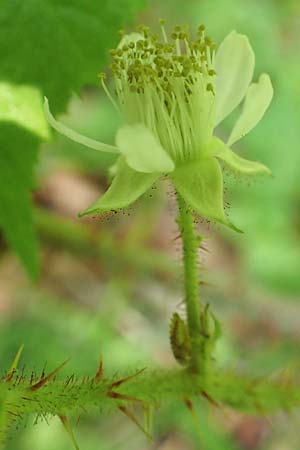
<box><xmin>110</xmin><ymin>23</ymin><xmax>216</xmax><ymax>96</ymax></box>
<box><xmin>101</xmin><ymin>22</ymin><xmax>218</xmax><ymax>162</ymax></box>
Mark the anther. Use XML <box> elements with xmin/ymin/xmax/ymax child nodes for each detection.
<box><xmin>206</xmin><ymin>83</ymin><xmax>214</xmax><ymax>93</ymax></box>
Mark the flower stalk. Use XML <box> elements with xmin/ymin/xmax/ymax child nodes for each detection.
<box><xmin>177</xmin><ymin>193</ymin><xmax>203</xmax><ymax>373</ymax></box>
<box><xmin>176</xmin><ymin>194</ymin><xmax>221</xmax><ymax>379</ymax></box>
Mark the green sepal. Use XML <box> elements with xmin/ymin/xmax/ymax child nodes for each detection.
<box><xmin>200</xmin><ymin>305</ymin><xmax>222</xmax><ymax>353</ymax></box>
<box><xmin>170</xmin><ymin>313</ymin><xmax>191</xmax><ymax>366</ymax></box>
<box><xmin>79</xmin><ymin>158</ymin><xmax>158</xmax><ymax>217</ymax></box>
<box><xmin>211</xmin><ymin>137</ymin><xmax>271</xmax><ymax>175</ymax></box>
<box><xmin>171</xmin><ymin>157</ymin><xmax>234</xmax><ymax>230</ymax></box>
<box><xmin>198</xmin><ymin>305</ymin><xmax>223</xmax><ymax>374</ymax></box>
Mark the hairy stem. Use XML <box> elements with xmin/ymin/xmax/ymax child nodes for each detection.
<box><xmin>177</xmin><ymin>194</ymin><xmax>203</xmax><ymax>373</ymax></box>
<box><xmin>1</xmin><ymin>365</ymin><xmax>299</xmax><ymax>447</ymax></box>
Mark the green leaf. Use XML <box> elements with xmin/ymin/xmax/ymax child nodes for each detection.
<box><xmin>80</xmin><ymin>158</ymin><xmax>158</xmax><ymax>217</ymax></box>
<box><xmin>0</xmin><ymin>0</ymin><xmax>147</xmax><ymax>114</ymax></box>
<box><xmin>0</xmin><ymin>83</ymin><xmax>47</xmax><ymax>279</ymax></box>
<box><xmin>171</xmin><ymin>157</ymin><xmax>234</xmax><ymax>229</ymax></box>
<box><xmin>0</xmin><ymin>122</ymin><xmax>40</xmax><ymax>279</ymax></box>
<box><xmin>0</xmin><ymin>83</ymin><xmax>49</xmax><ymax>140</ymax></box>
<box><xmin>0</xmin><ymin>0</ymin><xmax>147</xmax><ymax>277</ymax></box>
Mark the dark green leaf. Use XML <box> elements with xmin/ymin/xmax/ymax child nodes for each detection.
<box><xmin>0</xmin><ymin>0</ymin><xmax>147</xmax><ymax>277</ymax></box>
<box><xmin>0</xmin><ymin>0</ymin><xmax>147</xmax><ymax>114</ymax></box>
<box><xmin>0</xmin><ymin>122</ymin><xmax>40</xmax><ymax>279</ymax></box>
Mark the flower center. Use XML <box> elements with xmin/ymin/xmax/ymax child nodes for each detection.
<box><xmin>102</xmin><ymin>22</ymin><xmax>217</xmax><ymax>163</ymax></box>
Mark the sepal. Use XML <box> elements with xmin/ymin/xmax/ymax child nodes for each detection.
<box><xmin>80</xmin><ymin>158</ymin><xmax>158</xmax><ymax>217</ymax></box>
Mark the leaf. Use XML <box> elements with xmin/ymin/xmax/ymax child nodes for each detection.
<box><xmin>0</xmin><ymin>83</ymin><xmax>48</xmax><ymax>278</ymax></box>
<box><xmin>0</xmin><ymin>0</ymin><xmax>148</xmax><ymax>114</ymax></box>
<box><xmin>0</xmin><ymin>0</ymin><xmax>147</xmax><ymax>277</ymax></box>
<box><xmin>0</xmin><ymin>83</ymin><xmax>49</xmax><ymax>140</ymax></box>
<box><xmin>0</xmin><ymin>122</ymin><xmax>40</xmax><ymax>279</ymax></box>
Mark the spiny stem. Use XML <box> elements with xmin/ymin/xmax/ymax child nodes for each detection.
<box><xmin>177</xmin><ymin>193</ymin><xmax>203</xmax><ymax>373</ymax></box>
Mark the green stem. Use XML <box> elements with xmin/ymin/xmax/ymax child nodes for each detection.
<box><xmin>1</xmin><ymin>367</ymin><xmax>297</xmax><ymax>435</ymax></box>
<box><xmin>177</xmin><ymin>194</ymin><xmax>203</xmax><ymax>373</ymax></box>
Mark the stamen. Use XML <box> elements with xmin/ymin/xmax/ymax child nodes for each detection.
<box><xmin>98</xmin><ymin>73</ymin><xmax>120</xmax><ymax>114</ymax></box>
<box><xmin>159</xmin><ymin>19</ymin><xmax>168</xmax><ymax>43</ymax></box>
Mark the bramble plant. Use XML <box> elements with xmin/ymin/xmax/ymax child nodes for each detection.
<box><xmin>1</xmin><ymin>20</ymin><xmax>298</xmax><ymax>450</ymax></box>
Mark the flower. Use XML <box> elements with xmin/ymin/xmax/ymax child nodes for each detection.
<box><xmin>44</xmin><ymin>22</ymin><xmax>273</xmax><ymax>230</ymax></box>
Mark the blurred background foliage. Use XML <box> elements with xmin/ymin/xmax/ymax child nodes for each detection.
<box><xmin>0</xmin><ymin>0</ymin><xmax>300</xmax><ymax>449</ymax></box>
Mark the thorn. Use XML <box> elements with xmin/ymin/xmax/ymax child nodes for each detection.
<box><xmin>183</xmin><ymin>397</ymin><xmax>204</xmax><ymax>439</ymax></box>
<box><xmin>201</xmin><ymin>391</ymin><xmax>231</xmax><ymax>421</ymax></box>
<box><xmin>64</xmin><ymin>374</ymin><xmax>75</xmax><ymax>388</ymax></box>
<box><xmin>6</xmin><ymin>344</ymin><xmax>24</xmax><ymax>381</ymax></box>
<box><xmin>7</xmin><ymin>410</ymin><xmax>22</xmax><ymax>418</ymax></box>
<box><xmin>143</xmin><ymin>405</ymin><xmax>154</xmax><ymax>437</ymax></box>
<box><xmin>172</xmin><ymin>233</ymin><xmax>181</xmax><ymax>242</ymax></box>
<box><xmin>201</xmin><ymin>390</ymin><xmax>221</xmax><ymax>408</ymax></box>
<box><xmin>40</xmin><ymin>362</ymin><xmax>47</xmax><ymax>380</ymax></box>
<box><xmin>59</xmin><ymin>415</ymin><xmax>80</xmax><ymax>450</ymax></box>
<box><xmin>40</xmin><ymin>411</ymin><xmax>50</xmax><ymax>426</ymax></box>
<box><xmin>95</xmin><ymin>358</ymin><xmax>103</xmax><ymax>383</ymax></box>
<box><xmin>21</xmin><ymin>396</ymin><xmax>34</xmax><ymax>402</ymax></box>
<box><xmin>200</xmin><ymin>244</ymin><xmax>210</xmax><ymax>253</ymax></box>
<box><xmin>119</xmin><ymin>406</ymin><xmax>153</xmax><ymax>441</ymax></box>
<box><xmin>33</xmin><ymin>413</ymin><xmax>40</xmax><ymax>425</ymax></box>
<box><xmin>107</xmin><ymin>391</ymin><xmax>143</xmax><ymax>403</ymax></box>
<box><xmin>30</xmin><ymin>358</ymin><xmax>70</xmax><ymax>391</ymax></box>
<box><xmin>109</xmin><ymin>368</ymin><xmax>146</xmax><ymax>389</ymax></box>
<box><xmin>199</xmin><ymin>280</ymin><xmax>212</xmax><ymax>287</ymax></box>
<box><xmin>184</xmin><ymin>397</ymin><xmax>198</xmax><ymax>421</ymax></box>
<box><xmin>252</xmin><ymin>398</ymin><xmax>274</xmax><ymax>429</ymax></box>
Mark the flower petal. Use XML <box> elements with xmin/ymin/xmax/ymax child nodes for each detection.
<box><xmin>116</xmin><ymin>123</ymin><xmax>175</xmax><ymax>173</ymax></box>
<box><xmin>227</xmin><ymin>74</ymin><xmax>273</xmax><ymax>146</ymax></box>
<box><xmin>215</xmin><ymin>31</ymin><xmax>255</xmax><ymax>126</ymax></box>
<box><xmin>44</xmin><ymin>97</ymin><xmax>119</xmax><ymax>153</ymax></box>
<box><xmin>171</xmin><ymin>157</ymin><xmax>238</xmax><ymax>230</ymax></box>
<box><xmin>79</xmin><ymin>158</ymin><xmax>158</xmax><ymax>217</ymax></box>
<box><xmin>211</xmin><ymin>137</ymin><xmax>271</xmax><ymax>175</ymax></box>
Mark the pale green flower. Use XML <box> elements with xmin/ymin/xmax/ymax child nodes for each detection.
<box><xmin>44</xmin><ymin>23</ymin><xmax>273</xmax><ymax>230</ymax></box>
